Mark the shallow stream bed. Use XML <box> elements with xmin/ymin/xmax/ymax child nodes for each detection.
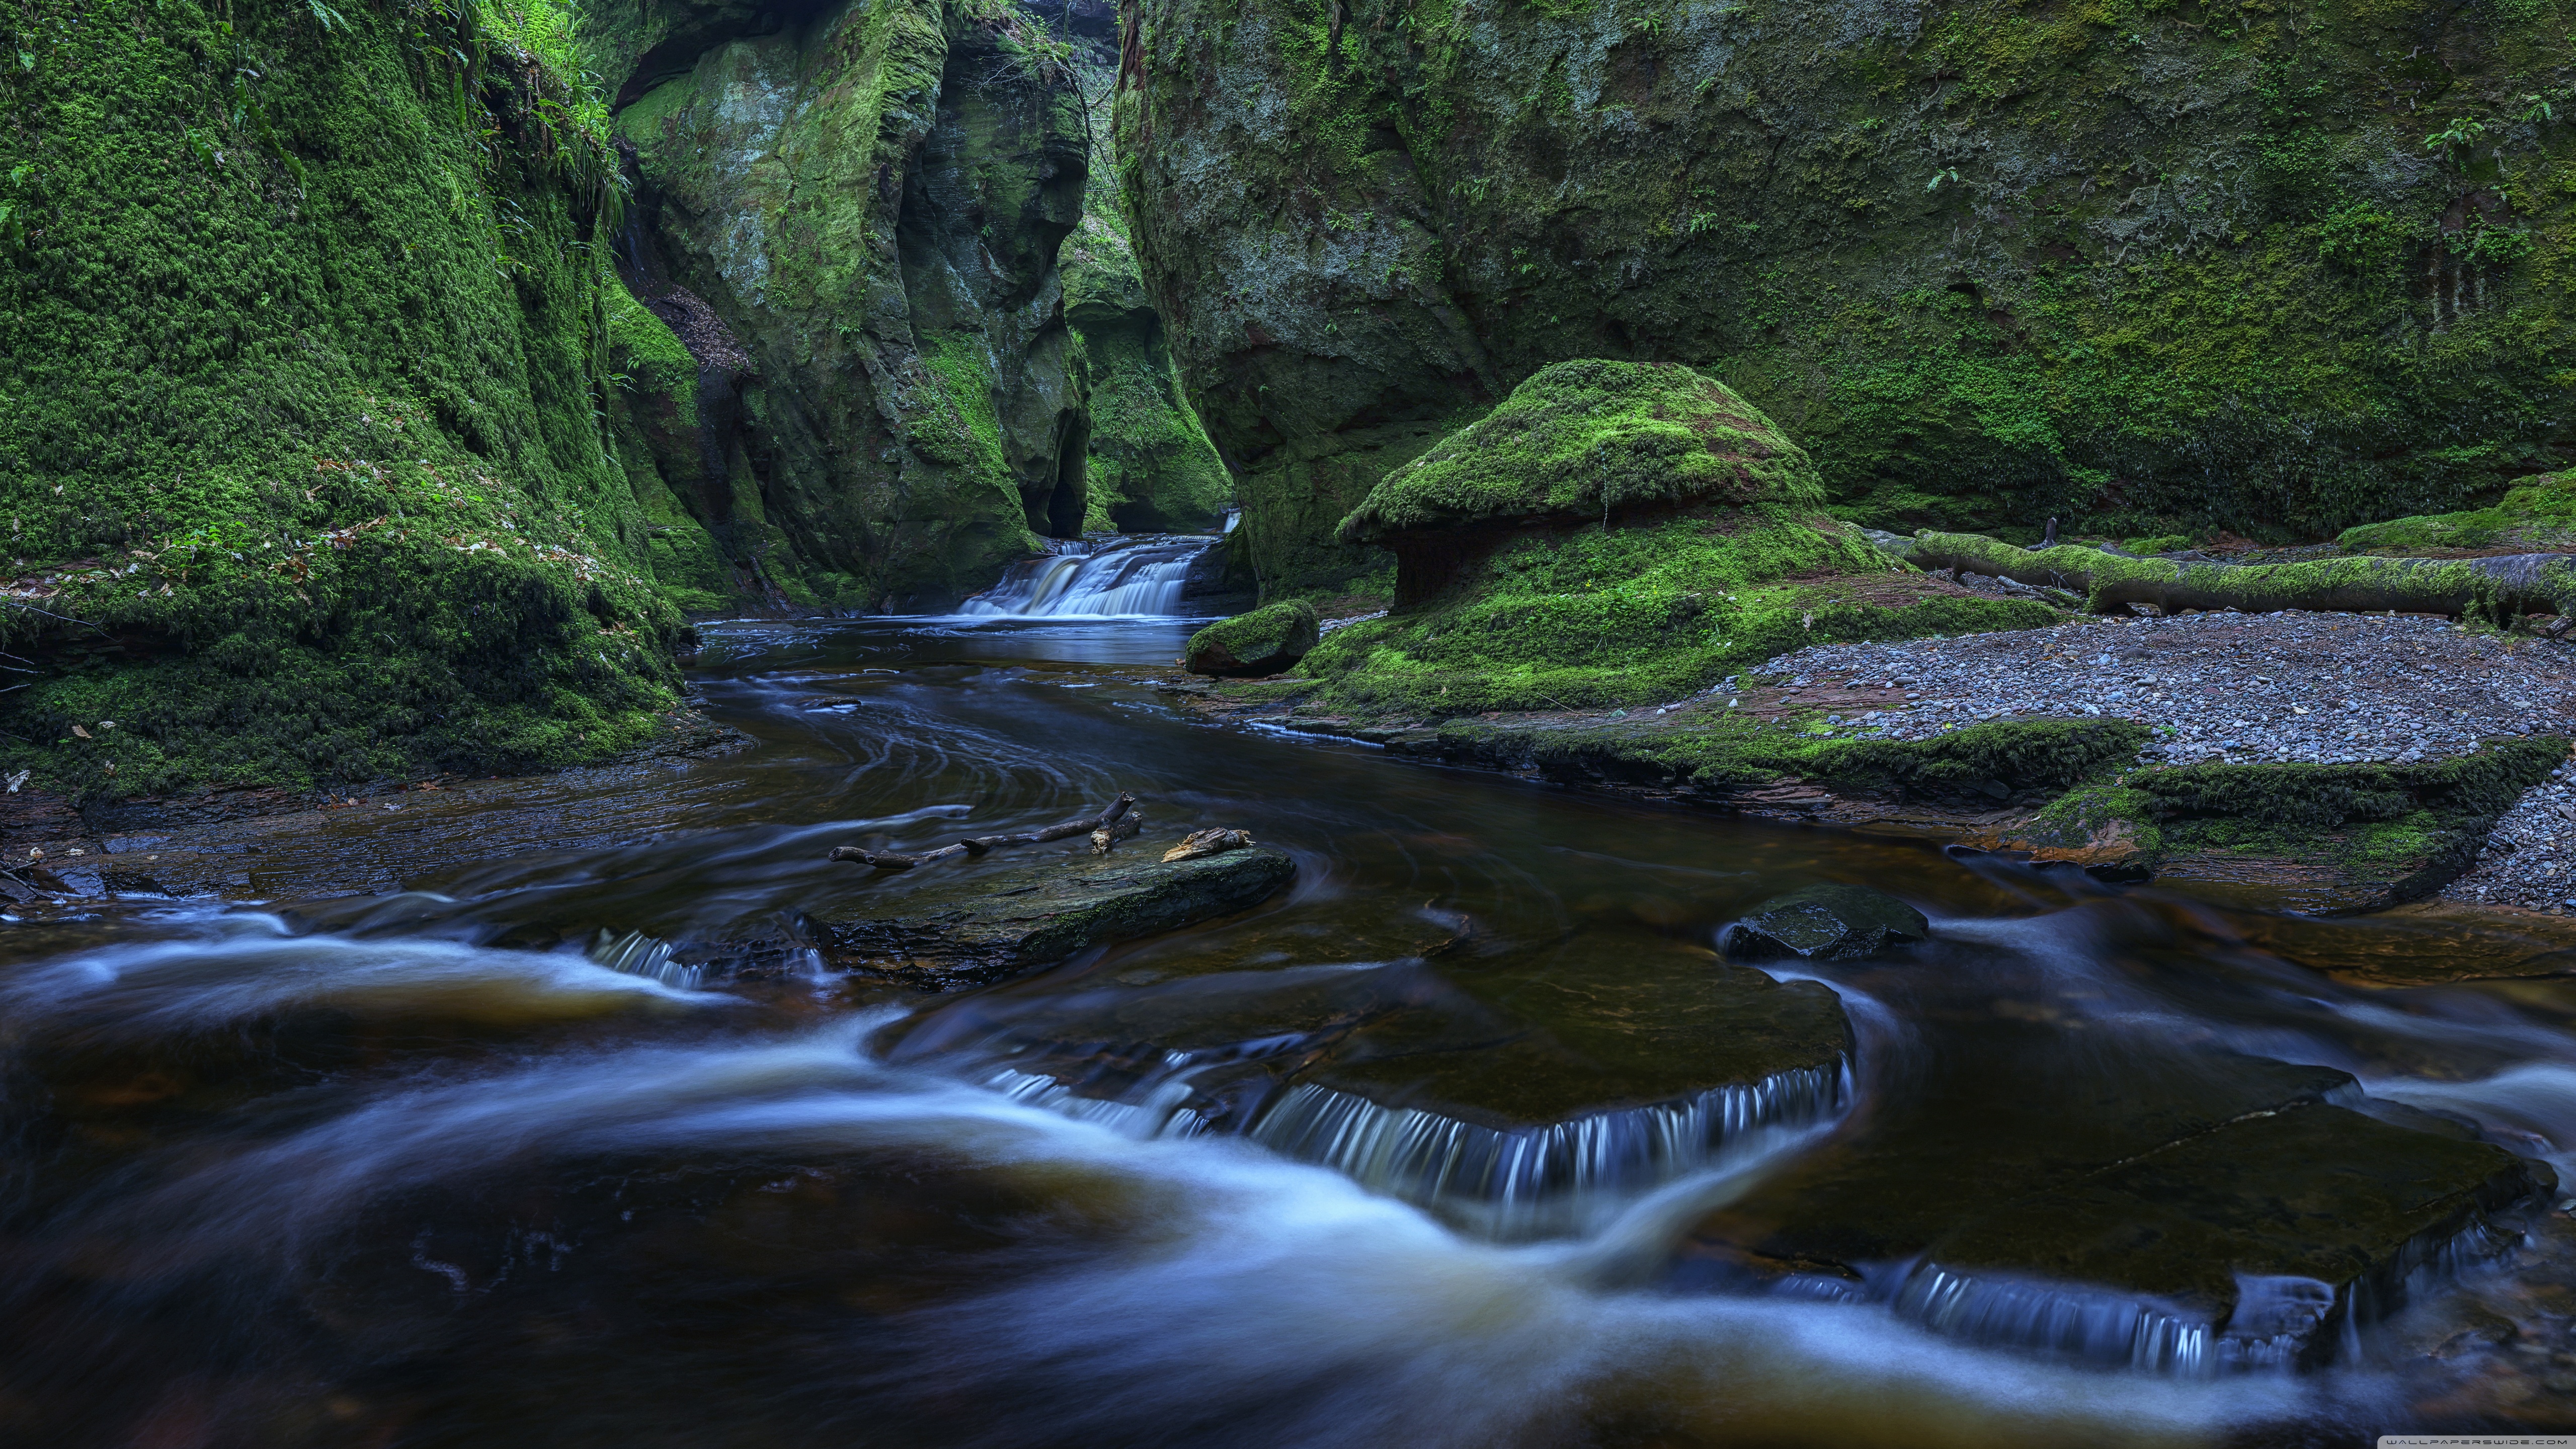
<box><xmin>4</xmin><ymin>616</ymin><xmax>2575</xmax><ymax>1447</ymax></box>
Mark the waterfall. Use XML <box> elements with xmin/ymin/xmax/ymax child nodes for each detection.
<box><xmin>1243</xmin><ymin>1059</ymin><xmax>1852</xmax><ymax>1220</ymax></box>
<box><xmin>958</xmin><ymin>535</ymin><xmax>1216</xmax><ymax>618</ymax></box>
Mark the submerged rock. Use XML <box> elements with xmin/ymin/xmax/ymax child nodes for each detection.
<box><xmin>818</xmin><ymin>845</ymin><xmax>1295</xmax><ymax>989</ymax></box>
<box><xmin>1185</xmin><ymin>601</ymin><xmax>1319</xmax><ymax>677</ymax></box>
<box><xmin>1690</xmin><ymin>1029</ymin><xmax>2555</xmax><ymax>1372</ymax></box>
<box><xmin>912</xmin><ymin>931</ymin><xmax>1855</xmax><ymax>1231</ymax></box>
<box><xmin>1722</xmin><ymin>885</ymin><xmax>1930</xmax><ymax>962</ymax></box>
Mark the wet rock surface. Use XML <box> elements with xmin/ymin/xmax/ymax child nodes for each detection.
<box><xmin>1722</xmin><ymin>884</ymin><xmax>1930</xmax><ymax>961</ymax></box>
<box><xmin>901</xmin><ymin>931</ymin><xmax>1854</xmax><ymax>1225</ymax></box>
<box><xmin>817</xmin><ymin>843</ymin><xmax>1297</xmax><ymax>989</ymax></box>
<box><xmin>1689</xmin><ymin>1023</ymin><xmax>2556</xmax><ymax>1369</ymax></box>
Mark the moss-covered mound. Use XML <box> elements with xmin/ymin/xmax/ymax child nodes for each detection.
<box><xmin>1286</xmin><ymin>364</ymin><xmax>2058</xmax><ymax>719</ymax></box>
<box><xmin>0</xmin><ymin>0</ymin><xmax>684</xmax><ymax>801</ymax></box>
<box><xmin>2339</xmin><ymin>469</ymin><xmax>2576</xmax><ymax>555</ymax></box>
<box><xmin>1186</xmin><ymin>600</ymin><xmax>1318</xmax><ymax>678</ymax></box>
<box><xmin>1338</xmin><ymin>361</ymin><xmax>1822</xmax><ymax>544</ymax></box>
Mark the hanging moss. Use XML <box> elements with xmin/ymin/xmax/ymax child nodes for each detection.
<box><xmin>0</xmin><ymin>0</ymin><xmax>683</xmax><ymax>800</ymax></box>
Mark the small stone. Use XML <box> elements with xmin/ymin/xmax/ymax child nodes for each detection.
<box><xmin>1724</xmin><ymin>884</ymin><xmax>1931</xmax><ymax>962</ymax></box>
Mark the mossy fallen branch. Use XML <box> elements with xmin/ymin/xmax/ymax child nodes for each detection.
<box><xmin>1911</xmin><ymin>533</ymin><xmax>2576</xmax><ymax>623</ymax></box>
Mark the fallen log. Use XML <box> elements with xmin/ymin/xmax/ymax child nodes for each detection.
<box><xmin>830</xmin><ymin>794</ymin><xmax>1137</xmax><ymax>871</ymax></box>
<box><xmin>1909</xmin><ymin>532</ymin><xmax>2576</xmax><ymax>623</ymax></box>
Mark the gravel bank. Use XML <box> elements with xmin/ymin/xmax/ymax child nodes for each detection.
<box><xmin>1746</xmin><ymin>611</ymin><xmax>2574</xmax><ymax>914</ymax></box>
<box><xmin>2448</xmin><ymin>760</ymin><xmax>2576</xmax><ymax>914</ymax></box>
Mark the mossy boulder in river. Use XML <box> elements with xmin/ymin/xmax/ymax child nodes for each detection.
<box><xmin>1286</xmin><ymin>362</ymin><xmax>2058</xmax><ymax>718</ymax></box>
<box><xmin>1185</xmin><ymin>600</ymin><xmax>1319</xmax><ymax>678</ymax></box>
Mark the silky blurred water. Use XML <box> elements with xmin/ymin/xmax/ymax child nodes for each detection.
<box><xmin>0</xmin><ymin>616</ymin><xmax>2569</xmax><ymax>1447</ymax></box>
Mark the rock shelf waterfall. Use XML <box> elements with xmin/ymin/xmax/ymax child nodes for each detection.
<box><xmin>958</xmin><ymin>535</ymin><xmax>1217</xmax><ymax>617</ymax></box>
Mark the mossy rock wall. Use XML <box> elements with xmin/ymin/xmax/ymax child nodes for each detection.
<box><xmin>591</xmin><ymin>0</ymin><xmax>1151</xmax><ymax>611</ymax></box>
<box><xmin>0</xmin><ymin>0</ymin><xmax>687</xmax><ymax>800</ymax></box>
<box><xmin>1061</xmin><ymin>51</ymin><xmax>1231</xmax><ymax>534</ymax></box>
<box><xmin>1114</xmin><ymin>0</ymin><xmax>2576</xmax><ymax>597</ymax></box>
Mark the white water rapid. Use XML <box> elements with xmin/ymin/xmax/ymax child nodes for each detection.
<box><xmin>957</xmin><ymin>535</ymin><xmax>1217</xmax><ymax>618</ymax></box>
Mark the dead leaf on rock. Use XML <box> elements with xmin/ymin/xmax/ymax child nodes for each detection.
<box><xmin>1162</xmin><ymin>828</ymin><xmax>1254</xmax><ymax>863</ymax></box>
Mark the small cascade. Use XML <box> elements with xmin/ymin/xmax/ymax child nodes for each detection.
<box><xmin>958</xmin><ymin>535</ymin><xmax>1215</xmax><ymax>618</ymax></box>
<box><xmin>984</xmin><ymin>1063</ymin><xmax>1210</xmax><ymax>1139</ymax></box>
<box><xmin>590</xmin><ymin>930</ymin><xmax>707</xmax><ymax>992</ymax></box>
<box><xmin>1243</xmin><ymin>1059</ymin><xmax>1852</xmax><ymax>1216</ymax></box>
<box><xmin>1890</xmin><ymin>1265</ymin><xmax>2227</xmax><ymax>1376</ymax></box>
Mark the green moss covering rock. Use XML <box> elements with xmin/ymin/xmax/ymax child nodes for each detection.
<box><xmin>1116</xmin><ymin>0</ymin><xmax>2576</xmax><ymax>597</ymax></box>
<box><xmin>1284</xmin><ymin>363</ymin><xmax>2061</xmax><ymax>718</ymax></box>
<box><xmin>0</xmin><ymin>0</ymin><xmax>686</xmax><ymax>801</ymax></box>
<box><xmin>1340</xmin><ymin>360</ymin><xmax>1823</xmax><ymax>544</ymax></box>
<box><xmin>2340</xmin><ymin>468</ymin><xmax>2576</xmax><ymax>554</ymax></box>
<box><xmin>1185</xmin><ymin>599</ymin><xmax>1319</xmax><ymax>677</ymax></box>
<box><xmin>1061</xmin><ymin>57</ymin><xmax>1232</xmax><ymax>535</ymax></box>
<box><xmin>594</xmin><ymin>0</ymin><xmax>1092</xmax><ymax>610</ymax></box>
<box><xmin>1912</xmin><ymin>530</ymin><xmax>2576</xmax><ymax>622</ymax></box>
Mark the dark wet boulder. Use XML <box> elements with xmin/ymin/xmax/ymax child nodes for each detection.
<box><xmin>1722</xmin><ymin>884</ymin><xmax>1930</xmax><ymax>962</ymax></box>
<box><xmin>819</xmin><ymin>845</ymin><xmax>1296</xmax><ymax>990</ymax></box>
<box><xmin>1184</xmin><ymin>600</ymin><xmax>1319</xmax><ymax>678</ymax></box>
<box><xmin>1686</xmin><ymin>1028</ymin><xmax>2557</xmax><ymax>1372</ymax></box>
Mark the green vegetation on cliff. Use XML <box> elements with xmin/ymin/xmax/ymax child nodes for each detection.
<box><xmin>1061</xmin><ymin>58</ymin><xmax>1232</xmax><ymax>535</ymax></box>
<box><xmin>1116</xmin><ymin>0</ymin><xmax>2576</xmax><ymax>598</ymax></box>
<box><xmin>0</xmin><ymin>0</ymin><xmax>686</xmax><ymax>800</ymax></box>
<box><xmin>2339</xmin><ymin>467</ymin><xmax>2576</xmax><ymax>553</ymax></box>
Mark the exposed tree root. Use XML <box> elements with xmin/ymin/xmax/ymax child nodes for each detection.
<box><xmin>831</xmin><ymin>794</ymin><xmax>1137</xmax><ymax>870</ymax></box>
<box><xmin>1909</xmin><ymin>532</ymin><xmax>2576</xmax><ymax>623</ymax></box>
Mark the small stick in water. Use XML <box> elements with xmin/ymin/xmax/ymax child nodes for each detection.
<box><xmin>832</xmin><ymin>794</ymin><xmax>1138</xmax><ymax>869</ymax></box>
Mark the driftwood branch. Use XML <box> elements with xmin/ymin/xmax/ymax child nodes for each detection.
<box><xmin>1910</xmin><ymin>531</ymin><xmax>2576</xmax><ymax>623</ymax></box>
<box><xmin>830</xmin><ymin>794</ymin><xmax>1137</xmax><ymax>871</ymax></box>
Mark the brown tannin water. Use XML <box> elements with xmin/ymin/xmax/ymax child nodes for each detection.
<box><xmin>2</xmin><ymin>616</ymin><xmax>2571</xmax><ymax>1447</ymax></box>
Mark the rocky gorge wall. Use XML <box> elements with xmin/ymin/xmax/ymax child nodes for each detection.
<box><xmin>0</xmin><ymin>0</ymin><xmax>685</xmax><ymax>801</ymax></box>
<box><xmin>585</xmin><ymin>0</ymin><xmax>1226</xmax><ymax>612</ymax></box>
<box><xmin>1112</xmin><ymin>0</ymin><xmax>2576</xmax><ymax>597</ymax></box>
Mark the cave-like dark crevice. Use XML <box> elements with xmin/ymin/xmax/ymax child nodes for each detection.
<box><xmin>611</xmin><ymin>0</ymin><xmax>845</xmax><ymax>109</ymax></box>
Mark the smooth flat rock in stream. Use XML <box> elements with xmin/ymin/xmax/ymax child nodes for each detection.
<box><xmin>1685</xmin><ymin>1028</ymin><xmax>2555</xmax><ymax>1369</ymax></box>
<box><xmin>818</xmin><ymin>846</ymin><xmax>1295</xmax><ymax>989</ymax></box>
<box><xmin>1722</xmin><ymin>883</ymin><xmax>1930</xmax><ymax>961</ymax></box>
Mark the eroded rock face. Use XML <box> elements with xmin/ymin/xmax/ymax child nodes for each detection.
<box><xmin>586</xmin><ymin>2</ymin><xmax>1231</xmax><ymax>614</ymax></box>
<box><xmin>590</xmin><ymin>0</ymin><xmax>1089</xmax><ymax>612</ymax></box>
<box><xmin>1114</xmin><ymin>0</ymin><xmax>2576</xmax><ymax>596</ymax></box>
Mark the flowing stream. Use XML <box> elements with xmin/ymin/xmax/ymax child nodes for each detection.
<box><xmin>2</xmin><ymin>615</ymin><xmax>2572</xmax><ymax>1447</ymax></box>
